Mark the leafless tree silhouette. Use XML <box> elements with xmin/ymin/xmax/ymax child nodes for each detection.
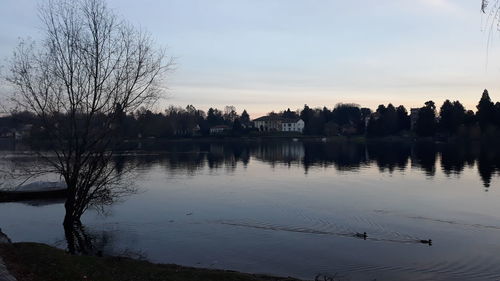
<box><xmin>482</xmin><ymin>0</ymin><xmax>500</xmax><ymax>30</ymax></box>
<box><xmin>7</xmin><ymin>0</ymin><xmax>173</xmax><ymax>227</ymax></box>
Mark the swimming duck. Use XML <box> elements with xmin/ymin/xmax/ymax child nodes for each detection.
<box><xmin>420</xmin><ymin>239</ymin><xmax>432</xmax><ymax>245</ymax></box>
<box><xmin>355</xmin><ymin>232</ymin><xmax>367</xmax><ymax>240</ymax></box>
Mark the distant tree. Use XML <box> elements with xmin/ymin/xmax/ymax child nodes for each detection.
<box><xmin>321</xmin><ymin>107</ymin><xmax>332</xmax><ymax>123</ymax></box>
<box><xmin>223</xmin><ymin>106</ymin><xmax>239</xmax><ymax>123</ymax></box>
<box><xmin>331</xmin><ymin>103</ymin><xmax>361</xmax><ymax>128</ymax></box>
<box><xmin>367</xmin><ymin>105</ymin><xmax>386</xmax><ymax>137</ymax></box>
<box><xmin>360</xmin><ymin>108</ymin><xmax>372</xmax><ymax>120</ymax></box>
<box><xmin>282</xmin><ymin>108</ymin><xmax>299</xmax><ymax>119</ymax></box>
<box><xmin>464</xmin><ymin>110</ymin><xmax>476</xmax><ymax>126</ymax></box>
<box><xmin>207</xmin><ymin>108</ymin><xmax>224</xmax><ymax>127</ymax></box>
<box><xmin>495</xmin><ymin>102</ymin><xmax>500</xmax><ymax>127</ymax></box>
<box><xmin>416</xmin><ymin>101</ymin><xmax>437</xmax><ymax>137</ymax></box>
<box><xmin>439</xmin><ymin>100</ymin><xmax>454</xmax><ymax>134</ymax></box>
<box><xmin>476</xmin><ymin>89</ymin><xmax>496</xmax><ymax>131</ymax></box>
<box><xmin>324</xmin><ymin>121</ymin><xmax>340</xmax><ymax>136</ymax></box>
<box><xmin>232</xmin><ymin>118</ymin><xmax>243</xmax><ymax>133</ymax></box>
<box><xmin>359</xmin><ymin>107</ymin><xmax>372</xmax><ymax>134</ymax></box>
<box><xmin>367</xmin><ymin>104</ymin><xmax>404</xmax><ymax>136</ymax></box>
<box><xmin>438</xmin><ymin>100</ymin><xmax>466</xmax><ymax>135</ymax></box>
<box><xmin>309</xmin><ymin>108</ymin><xmax>327</xmax><ymax>135</ymax></box>
<box><xmin>240</xmin><ymin>110</ymin><xmax>250</xmax><ymax>124</ymax></box>
<box><xmin>396</xmin><ymin>105</ymin><xmax>411</xmax><ymax>132</ymax></box>
<box><xmin>383</xmin><ymin>104</ymin><xmax>398</xmax><ymax>135</ymax></box>
<box><xmin>300</xmin><ymin>105</ymin><xmax>313</xmax><ymax>134</ymax></box>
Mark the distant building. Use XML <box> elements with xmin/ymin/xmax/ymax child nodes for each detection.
<box><xmin>410</xmin><ymin>108</ymin><xmax>420</xmax><ymax>131</ymax></box>
<box><xmin>253</xmin><ymin>116</ymin><xmax>304</xmax><ymax>133</ymax></box>
<box><xmin>210</xmin><ymin>125</ymin><xmax>230</xmax><ymax>135</ymax></box>
<box><xmin>253</xmin><ymin>116</ymin><xmax>282</xmax><ymax>132</ymax></box>
<box><xmin>281</xmin><ymin>118</ymin><xmax>305</xmax><ymax>133</ymax></box>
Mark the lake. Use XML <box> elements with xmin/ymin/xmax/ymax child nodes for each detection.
<box><xmin>1</xmin><ymin>139</ymin><xmax>500</xmax><ymax>281</ymax></box>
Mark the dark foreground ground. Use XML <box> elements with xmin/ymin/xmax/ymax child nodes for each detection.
<box><xmin>0</xmin><ymin>243</ymin><xmax>302</xmax><ymax>281</ymax></box>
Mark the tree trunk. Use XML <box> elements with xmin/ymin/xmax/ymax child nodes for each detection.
<box><xmin>63</xmin><ymin>206</ymin><xmax>78</xmax><ymax>227</ymax></box>
<box><xmin>63</xmin><ymin>183</ymin><xmax>80</xmax><ymax>227</ymax></box>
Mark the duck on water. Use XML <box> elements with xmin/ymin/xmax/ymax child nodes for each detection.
<box><xmin>354</xmin><ymin>232</ymin><xmax>367</xmax><ymax>240</ymax></box>
<box><xmin>420</xmin><ymin>239</ymin><xmax>432</xmax><ymax>246</ymax></box>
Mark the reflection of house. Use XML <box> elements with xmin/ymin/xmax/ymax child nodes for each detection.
<box><xmin>410</xmin><ymin>108</ymin><xmax>420</xmax><ymax>131</ymax></box>
<box><xmin>253</xmin><ymin>116</ymin><xmax>304</xmax><ymax>133</ymax></box>
<box><xmin>254</xmin><ymin>142</ymin><xmax>305</xmax><ymax>162</ymax></box>
<box><xmin>281</xmin><ymin>119</ymin><xmax>305</xmax><ymax>133</ymax></box>
<box><xmin>210</xmin><ymin>125</ymin><xmax>230</xmax><ymax>135</ymax></box>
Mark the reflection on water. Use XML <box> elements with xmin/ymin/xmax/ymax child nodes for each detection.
<box><xmin>112</xmin><ymin>140</ymin><xmax>499</xmax><ymax>188</ymax></box>
<box><xmin>1</xmin><ymin>139</ymin><xmax>500</xmax><ymax>281</ymax></box>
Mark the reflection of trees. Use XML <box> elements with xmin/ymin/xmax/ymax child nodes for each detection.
<box><xmin>64</xmin><ymin>222</ymin><xmax>148</xmax><ymax>259</ymax></box>
<box><xmin>5</xmin><ymin>140</ymin><xmax>500</xmax><ymax>190</ymax></box>
<box><xmin>477</xmin><ymin>142</ymin><xmax>500</xmax><ymax>188</ymax></box>
<box><xmin>64</xmin><ymin>223</ymin><xmax>114</xmax><ymax>256</ymax></box>
<box><xmin>87</xmin><ymin>141</ymin><xmax>500</xmax><ymax>187</ymax></box>
<box><xmin>440</xmin><ymin>143</ymin><xmax>473</xmax><ymax>176</ymax></box>
<box><xmin>411</xmin><ymin>142</ymin><xmax>437</xmax><ymax>176</ymax></box>
<box><xmin>367</xmin><ymin>142</ymin><xmax>411</xmax><ymax>173</ymax></box>
<box><xmin>254</xmin><ymin>142</ymin><xmax>305</xmax><ymax>168</ymax></box>
<box><xmin>302</xmin><ymin>141</ymin><xmax>368</xmax><ymax>173</ymax></box>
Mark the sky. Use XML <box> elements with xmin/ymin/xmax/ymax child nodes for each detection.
<box><xmin>1</xmin><ymin>0</ymin><xmax>500</xmax><ymax>118</ymax></box>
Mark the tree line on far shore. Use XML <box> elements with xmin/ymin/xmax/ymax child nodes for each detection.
<box><xmin>298</xmin><ymin>89</ymin><xmax>499</xmax><ymax>138</ymax></box>
<box><xmin>1</xmin><ymin>89</ymin><xmax>499</xmax><ymax>140</ymax></box>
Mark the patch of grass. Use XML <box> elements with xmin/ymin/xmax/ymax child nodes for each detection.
<box><xmin>0</xmin><ymin>243</ymin><xmax>301</xmax><ymax>281</ymax></box>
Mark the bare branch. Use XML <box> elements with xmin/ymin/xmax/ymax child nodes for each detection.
<box><xmin>7</xmin><ymin>0</ymin><xmax>173</xmax><ymax>226</ymax></box>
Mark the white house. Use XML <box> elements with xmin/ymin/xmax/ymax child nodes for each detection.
<box><xmin>281</xmin><ymin>119</ymin><xmax>305</xmax><ymax>133</ymax></box>
<box><xmin>253</xmin><ymin>116</ymin><xmax>283</xmax><ymax>132</ymax></box>
<box><xmin>253</xmin><ymin>116</ymin><xmax>304</xmax><ymax>133</ymax></box>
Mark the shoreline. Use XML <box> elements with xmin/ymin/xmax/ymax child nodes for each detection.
<box><xmin>0</xmin><ymin>242</ymin><xmax>303</xmax><ymax>281</ymax></box>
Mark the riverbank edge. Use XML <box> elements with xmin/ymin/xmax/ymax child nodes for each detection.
<box><xmin>0</xmin><ymin>242</ymin><xmax>303</xmax><ymax>281</ymax></box>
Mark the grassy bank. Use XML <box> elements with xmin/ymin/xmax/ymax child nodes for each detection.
<box><xmin>0</xmin><ymin>243</ymin><xmax>301</xmax><ymax>281</ymax></box>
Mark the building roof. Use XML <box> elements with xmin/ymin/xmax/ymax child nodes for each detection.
<box><xmin>252</xmin><ymin>115</ymin><xmax>284</xmax><ymax>122</ymax></box>
<box><xmin>282</xmin><ymin>118</ymin><xmax>302</xmax><ymax>124</ymax></box>
<box><xmin>252</xmin><ymin>116</ymin><xmax>303</xmax><ymax>123</ymax></box>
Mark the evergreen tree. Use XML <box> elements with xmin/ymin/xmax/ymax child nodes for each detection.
<box><xmin>396</xmin><ymin>105</ymin><xmax>410</xmax><ymax>131</ymax></box>
<box><xmin>383</xmin><ymin>104</ymin><xmax>398</xmax><ymax>135</ymax></box>
<box><xmin>282</xmin><ymin>108</ymin><xmax>299</xmax><ymax>119</ymax></box>
<box><xmin>476</xmin><ymin>89</ymin><xmax>495</xmax><ymax>130</ymax></box>
<box><xmin>464</xmin><ymin>110</ymin><xmax>476</xmax><ymax>126</ymax></box>
<box><xmin>439</xmin><ymin>100</ymin><xmax>454</xmax><ymax>134</ymax></box>
<box><xmin>416</xmin><ymin>101</ymin><xmax>437</xmax><ymax>137</ymax></box>
<box><xmin>240</xmin><ymin>110</ymin><xmax>250</xmax><ymax>124</ymax></box>
<box><xmin>207</xmin><ymin>108</ymin><xmax>224</xmax><ymax>127</ymax></box>
<box><xmin>300</xmin><ymin>105</ymin><xmax>313</xmax><ymax>134</ymax></box>
<box><xmin>494</xmin><ymin>102</ymin><xmax>500</xmax><ymax>128</ymax></box>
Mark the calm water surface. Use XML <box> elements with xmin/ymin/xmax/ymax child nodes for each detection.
<box><xmin>1</xmin><ymin>140</ymin><xmax>500</xmax><ymax>281</ymax></box>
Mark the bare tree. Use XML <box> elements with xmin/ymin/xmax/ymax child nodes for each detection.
<box><xmin>7</xmin><ymin>0</ymin><xmax>173</xmax><ymax>227</ymax></box>
<box><xmin>482</xmin><ymin>0</ymin><xmax>500</xmax><ymax>29</ymax></box>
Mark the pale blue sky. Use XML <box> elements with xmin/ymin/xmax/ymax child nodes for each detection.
<box><xmin>1</xmin><ymin>0</ymin><xmax>500</xmax><ymax>117</ymax></box>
